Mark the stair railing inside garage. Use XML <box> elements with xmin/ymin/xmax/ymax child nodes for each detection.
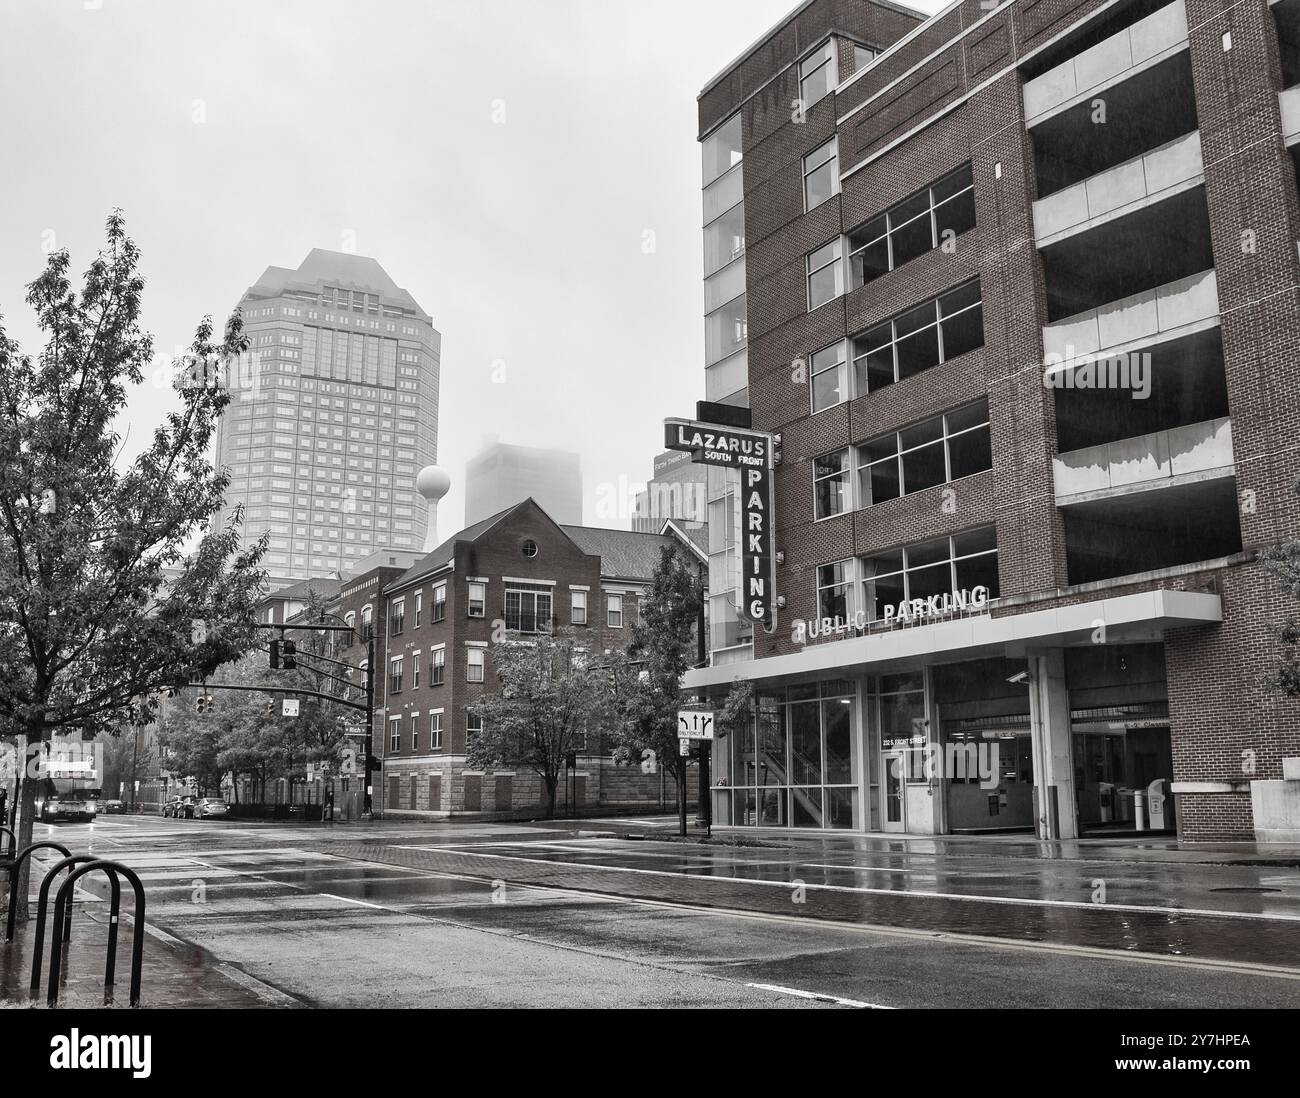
<box><xmin>48</xmin><ymin>861</ymin><xmax>145</xmax><ymax>1007</ymax></box>
<box><xmin>28</xmin><ymin>853</ymin><xmax>101</xmax><ymax>997</ymax></box>
<box><xmin>4</xmin><ymin>841</ymin><xmax>72</xmax><ymax>943</ymax></box>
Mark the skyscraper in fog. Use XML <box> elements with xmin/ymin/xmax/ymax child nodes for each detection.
<box><xmin>463</xmin><ymin>440</ymin><xmax>582</xmax><ymax>526</ymax></box>
<box><xmin>213</xmin><ymin>249</ymin><xmax>440</xmax><ymax>583</ymax></box>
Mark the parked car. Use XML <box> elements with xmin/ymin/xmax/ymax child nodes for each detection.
<box><xmin>194</xmin><ymin>797</ymin><xmax>231</xmax><ymax>820</ymax></box>
<box><xmin>162</xmin><ymin>795</ymin><xmax>199</xmax><ymax>819</ymax></box>
<box><xmin>100</xmin><ymin>799</ymin><xmax>125</xmax><ymax>814</ymax></box>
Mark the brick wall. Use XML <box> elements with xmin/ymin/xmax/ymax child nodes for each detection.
<box><xmin>701</xmin><ymin>0</ymin><xmax>1300</xmax><ymax>840</ymax></box>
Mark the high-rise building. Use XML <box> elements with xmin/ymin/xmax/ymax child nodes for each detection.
<box><xmin>213</xmin><ymin>250</ymin><xmax>440</xmax><ymax>584</ymax></box>
<box><xmin>631</xmin><ymin>449</ymin><xmax>708</xmax><ymax>546</ymax></box>
<box><xmin>682</xmin><ymin>0</ymin><xmax>1300</xmax><ymax>843</ymax></box>
<box><xmin>463</xmin><ymin>440</ymin><xmax>582</xmax><ymax>526</ymax></box>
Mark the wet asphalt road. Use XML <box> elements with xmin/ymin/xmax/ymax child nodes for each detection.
<box><xmin>31</xmin><ymin>813</ymin><xmax>1300</xmax><ymax>1008</ymax></box>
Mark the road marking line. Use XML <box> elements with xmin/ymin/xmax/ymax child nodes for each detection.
<box><xmin>318</xmin><ymin>893</ymin><xmax>388</xmax><ymax>910</ymax></box>
<box><xmin>391</xmin><ymin>846</ymin><xmax>1300</xmax><ymax>923</ymax></box>
<box><xmin>746</xmin><ymin>982</ymin><xmax>889</xmax><ymax>1008</ymax></box>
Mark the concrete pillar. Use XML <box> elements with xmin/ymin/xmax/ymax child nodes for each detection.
<box><xmin>856</xmin><ymin>676</ymin><xmax>875</xmax><ymax>831</ymax></box>
<box><xmin>1029</xmin><ymin>647</ymin><xmax>1077</xmax><ymax>840</ymax></box>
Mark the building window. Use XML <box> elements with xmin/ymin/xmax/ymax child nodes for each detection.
<box><xmin>810</xmin><ymin>341</ymin><xmax>848</xmax><ymax>413</ymax></box>
<box><xmin>389</xmin><ymin>717</ymin><xmax>400</xmax><ymax>753</ymax></box>
<box><xmin>412</xmin><ymin>652</ymin><xmax>421</xmax><ymax>689</ymax></box>
<box><xmin>389</xmin><ymin>656</ymin><xmax>403</xmax><ymax>694</ymax></box>
<box><xmin>466</xmin><ymin>709</ymin><xmax>483</xmax><ymax>741</ymax></box>
<box><xmin>432</xmin><ymin>582</ymin><xmax>446</xmax><ymax>623</ymax></box>
<box><xmin>854</xmin><ymin>44</ymin><xmax>876</xmax><ymax>71</ymax></box>
<box><xmin>505</xmin><ymin>584</ymin><xmax>552</xmax><ymax>633</ymax></box>
<box><xmin>848</xmin><ymin>165</ymin><xmax>975</xmax><ymax>289</ymax></box>
<box><xmin>571</xmin><ymin>590</ymin><xmax>587</xmax><ymax>625</ymax></box>
<box><xmin>467</xmin><ymin>646</ymin><xmax>485</xmax><ymax>683</ymax></box>
<box><xmin>814</xmin><ymin>449</ymin><xmax>851</xmax><ymax>520</ymax></box>
<box><xmin>344</xmin><ymin>611</ymin><xmax>355</xmax><ymax>644</ymax></box>
<box><xmin>468</xmin><ymin>581</ymin><xmax>486</xmax><ymax>617</ymax></box>
<box><xmin>361</xmin><ymin>606</ymin><xmax>373</xmax><ymax>642</ymax></box>
<box><xmin>431</xmin><ymin>647</ymin><xmax>445</xmax><ymax>686</ymax></box>
<box><xmin>389</xmin><ymin>598</ymin><xmax>405</xmax><ymax>636</ymax></box>
<box><xmin>803</xmin><ymin>137</ymin><xmax>838</xmax><ymax>212</ymax></box>
<box><xmin>851</xmin><ymin>280</ymin><xmax>983</xmax><ymax>394</ymax></box>
<box><xmin>410</xmin><ymin>714</ymin><xmax>420</xmax><ymax>753</ymax></box>
<box><xmin>414</xmin><ymin>592</ymin><xmax>422</xmax><ymax>628</ymax></box>
<box><xmin>798</xmin><ymin>40</ymin><xmax>837</xmax><ymax>110</ymax></box>
<box><xmin>430</xmin><ymin>711</ymin><xmax>443</xmax><ymax>750</ymax></box>
<box><xmin>861</xmin><ymin>527</ymin><xmax>999</xmax><ymax>621</ymax></box>
<box><xmin>522</xmin><ymin>539</ymin><xmax>539</xmax><ymax>558</ymax></box>
<box><xmin>806</xmin><ymin>239</ymin><xmax>843</xmax><ymax>310</ymax></box>
<box><xmin>817</xmin><ymin>560</ymin><xmax>855</xmax><ymax>621</ymax></box>
<box><xmin>607</xmin><ymin>594</ymin><xmax>624</xmax><ymax>628</ymax></box>
<box><xmin>857</xmin><ymin>400</ymin><xmax>992</xmax><ymax>508</ymax></box>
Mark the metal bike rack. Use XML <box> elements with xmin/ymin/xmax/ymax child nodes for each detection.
<box><xmin>49</xmin><ymin>861</ymin><xmax>145</xmax><ymax>1007</ymax></box>
<box><xmin>4</xmin><ymin>841</ymin><xmax>72</xmax><ymax>943</ymax></box>
<box><xmin>0</xmin><ymin>826</ymin><xmax>15</xmax><ymax>860</ymax></box>
<box><xmin>29</xmin><ymin>854</ymin><xmax>100</xmax><ymax>998</ymax></box>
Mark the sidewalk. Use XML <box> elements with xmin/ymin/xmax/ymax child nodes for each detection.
<box><xmin>0</xmin><ymin>886</ymin><xmax>289</xmax><ymax>1009</ymax></box>
<box><xmin>581</xmin><ymin>815</ymin><xmax>1300</xmax><ymax>867</ymax></box>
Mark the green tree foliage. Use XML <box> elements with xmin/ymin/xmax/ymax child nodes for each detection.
<box><xmin>1263</xmin><ymin>508</ymin><xmax>1300</xmax><ymax>695</ymax></box>
<box><xmin>158</xmin><ymin>609</ymin><xmax>353</xmax><ymax>803</ymax></box>
<box><xmin>606</xmin><ymin>546</ymin><xmax>704</xmax><ymax>812</ymax></box>
<box><xmin>96</xmin><ymin>728</ymin><xmax>156</xmax><ymax>803</ymax></box>
<box><xmin>468</xmin><ymin>631</ymin><xmax>606</xmax><ymax>818</ymax></box>
<box><xmin>0</xmin><ymin>214</ymin><xmax>265</xmax><ymax>905</ymax></box>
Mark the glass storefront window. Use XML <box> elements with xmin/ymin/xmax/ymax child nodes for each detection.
<box><xmin>727</xmin><ymin>681</ymin><xmax>859</xmax><ymax>829</ymax></box>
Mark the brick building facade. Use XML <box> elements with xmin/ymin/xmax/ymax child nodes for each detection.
<box><xmin>684</xmin><ymin>0</ymin><xmax>1300</xmax><ymax>841</ymax></box>
<box><xmin>334</xmin><ymin>499</ymin><xmax>703</xmax><ymax>819</ymax></box>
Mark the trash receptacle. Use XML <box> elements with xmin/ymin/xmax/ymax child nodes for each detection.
<box><xmin>1147</xmin><ymin>778</ymin><xmax>1170</xmax><ymax>830</ymax></box>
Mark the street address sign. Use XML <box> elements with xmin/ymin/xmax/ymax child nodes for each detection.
<box><xmin>678</xmin><ymin>710</ymin><xmax>715</xmax><ymax>740</ymax></box>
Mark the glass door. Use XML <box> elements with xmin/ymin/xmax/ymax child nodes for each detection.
<box><xmin>883</xmin><ymin>751</ymin><xmax>906</xmax><ymax>832</ymax></box>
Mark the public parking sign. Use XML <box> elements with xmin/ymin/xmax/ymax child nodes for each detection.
<box><xmin>678</xmin><ymin>710</ymin><xmax>715</xmax><ymax>739</ymax></box>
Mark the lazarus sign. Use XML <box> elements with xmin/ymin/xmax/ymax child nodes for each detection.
<box><xmin>664</xmin><ymin>417</ymin><xmax>777</xmax><ymax>628</ymax></box>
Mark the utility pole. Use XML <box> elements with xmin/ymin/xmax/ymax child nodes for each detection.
<box><xmin>364</xmin><ymin>634</ymin><xmax>375</xmax><ymax>818</ymax></box>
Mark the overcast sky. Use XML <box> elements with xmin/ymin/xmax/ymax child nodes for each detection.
<box><xmin>0</xmin><ymin>0</ymin><xmax>943</xmax><ymax>532</ymax></box>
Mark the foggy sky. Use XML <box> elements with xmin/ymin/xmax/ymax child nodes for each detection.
<box><xmin>0</xmin><ymin>0</ymin><xmax>944</xmax><ymax>532</ymax></box>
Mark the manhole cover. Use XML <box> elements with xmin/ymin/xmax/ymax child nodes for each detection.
<box><xmin>1209</xmin><ymin>886</ymin><xmax>1283</xmax><ymax>894</ymax></box>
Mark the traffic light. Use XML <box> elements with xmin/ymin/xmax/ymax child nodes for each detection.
<box><xmin>282</xmin><ymin>640</ymin><xmax>297</xmax><ymax>670</ymax></box>
<box><xmin>265</xmin><ymin>698</ymin><xmax>275</xmax><ymax>716</ymax></box>
<box><xmin>194</xmin><ymin>694</ymin><xmax>215</xmax><ymax>715</ymax></box>
<box><xmin>269</xmin><ymin>639</ymin><xmax>280</xmax><ymax>670</ymax></box>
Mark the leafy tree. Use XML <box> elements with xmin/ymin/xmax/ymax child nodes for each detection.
<box><xmin>606</xmin><ymin>546</ymin><xmax>704</xmax><ymax>831</ymax></box>
<box><xmin>97</xmin><ymin>727</ymin><xmax>155</xmax><ymax>803</ymax></box>
<box><xmin>0</xmin><ymin>214</ymin><xmax>265</xmax><ymax>912</ymax></box>
<box><xmin>717</xmin><ymin>677</ymin><xmax>755</xmax><ymax>740</ymax></box>
<box><xmin>156</xmin><ymin>691</ymin><xmax>228</xmax><ymax>794</ymax></box>
<box><xmin>468</xmin><ymin>631</ymin><xmax>607</xmax><ymax>818</ymax></box>
<box><xmin>1263</xmin><ymin>508</ymin><xmax>1300</xmax><ymax>695</ymax></box>
<box><xmin>273</xmin><ymin>592</ymin><xmax>351</xmax><ymax>779</ymax></box>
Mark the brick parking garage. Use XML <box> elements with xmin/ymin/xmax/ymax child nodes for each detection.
<box><xmin>683</xmin><ymin>0</ymin><xmax>1300</xmax><ymax>841</ymax></box>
